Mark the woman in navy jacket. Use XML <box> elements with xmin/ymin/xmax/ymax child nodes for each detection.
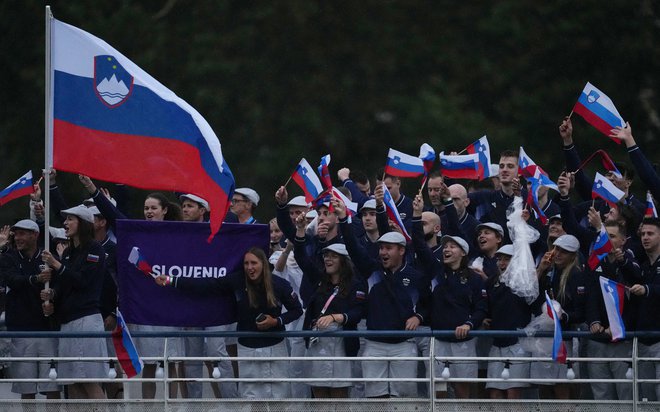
<box><xmin>157</xmin><ymin>247</ymin><xmax>302</xmax><ymax>398</ymax></box>
<box><xmin>293</xmin><ymin>215</ymin><xmax>366</xmax><ymax>397</ymax></box>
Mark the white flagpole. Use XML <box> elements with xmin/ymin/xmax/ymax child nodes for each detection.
<box><xmin>44</xmin><ymin>6</ymin><xmax>53</xmax><ymax>293</ymax></box>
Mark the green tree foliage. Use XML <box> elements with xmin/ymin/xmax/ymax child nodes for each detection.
<box><xmin>1</xmin><ymin>1</ymin><xmax>658</xmax><ymax>222</ymax></box>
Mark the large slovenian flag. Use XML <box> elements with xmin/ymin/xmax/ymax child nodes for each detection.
<box><xmin>382</xmin><ymin>183</ymin><xmax>411</xmax><ymax>241</ymax></box>
<box><xmin>111</xmin><ymin>309</ymin><xmax>143</xmax><ymax>378</ymax></box>
<box><xmin>646</xmin><ymin>191</ymin><xmax>658</xmax><ymax>218</ymax></box>
<box><xmin>573</xmin><ymin>82</ymin><xmax>625</xmax><ymax>141</ymax></box>
<box><xmin>592</xmin><ymin>172</ymin><xmax>625</xmax><ymax>208</ymax></box>
<box><xmin>465</xmin><ymin>136</ymin><xmax>494</xmax><ymax>180</ymax></box>
<box><xmin>318</xmin><ymin>154</ymin><xmax>332</xmax><ymax>190</ymax></box>
<box><xmin>0</xmin><ymin>171</ymin><xmax>34</xmax><ymax>207</ymax></box>
<box><xmin>439</xmin><ymin>152</ymin><xmax>480</xmax><ymax>180</ymax></box>
<box><xmin>292</xmin><ymin>158</ymin><xmax>324</xmax><ymax>203</ymax></box>
<box><xmin>587</xmin><ymin>226</ymin><xmax>613</xmax><ymax>270</ymax></box>
<box><xmin>49</xmin><ymin>18</ymin><xmax>234</xmax><ymax>241</ymax></box>
<box><xmin>598</xmin><ymin>276</ymin><xmax>627</xmax><ymax>342</ymax></box>
<box><xmin>385</xmin><ymin>148</ymin><xmax>426</xmax><ymax>178</ymax></box>
<box><xmin>545</xmin><ymin>292</ymin><xmax>567</xmax><ymax>364</ymax></box>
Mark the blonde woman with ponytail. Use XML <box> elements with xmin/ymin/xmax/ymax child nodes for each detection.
<box><xmin>534</xmin><ymin>234</ymin><xmax>588</xmax><ymax>399</ymax></box>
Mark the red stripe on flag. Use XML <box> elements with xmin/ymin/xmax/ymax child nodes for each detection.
<box><xmin>111</xmin><ymin>329</ymin><xmax>139</xmax><ymax>377</ymax></box>
<box><xmin>384</xmin><ymin>166</ymin><xmax>424</xmax><ymax>178</ymax></box>
<box><xmin>0</xmin><ymin>186</ymin><xmax>34</xmax><ymax>206</ymax></box>
<box><xmin>53</xmin><ymin>120</ymin><xmax>230</xmax><ymax>239</ymax></box>
<box><xmin>573</xmin><ymin>103</ymin><xmax>621</xmax><ymax>143</ymax></box>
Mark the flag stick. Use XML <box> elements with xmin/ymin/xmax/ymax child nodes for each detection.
<box><xmin>567</xmin><ymin>110</ymin><xmax>574</xmax><ymax>119</ymax></box>
<box><xmin>44</xmin><ymin>6</ymin><xmax>53</xmax><ymax>295</ymax></box>
<box><xmin>417</xmin><ymin>176</ymin><xmax>428</xmax><ymax>197</ymax></box>
<box><xmin>457</xmin><ymin>148</ymin><xmax>467</xmax><ymax>155</ymax></box>
<box><xmin>35</xmin><ymin>176</ymin><xmax>43</xmax><ymax>187</ymax></box>
<box><xmin>283</xmin><ymin>174</ymin><xmax>293</xmax><ymax>188</ymax></box>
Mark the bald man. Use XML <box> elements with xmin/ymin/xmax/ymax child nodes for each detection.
<box><xmin>448</xmin><ymin>184</ymin><xmax>479</xmax><ymax>259</ymax></box>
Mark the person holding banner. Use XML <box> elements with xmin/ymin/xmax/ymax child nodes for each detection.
<box><xmin>156</xmin><ymin>247</ymin><xmax>303</xmax><ymax>399</ymax></box>
<box><xmin>585</xmin><ymin>220</ymin><xmax>642</xmax><ymax>400</ymax></box>
<box><xmin>41</xmin><ymin>205</ymin><xmax>108</xmax><ymax>399</ymax></box>
<box><xmin>80</xmin><ymin>177</ymin><xmax>184</xmax><ymax>399</ymax></box>
<box><xmin>293</xmin><ymin>214</ymin><xmax>366</xmax><ymax>398</ymax></box>
<box><xmin>534</xmin><ymin>234</ymin><xmax>587</xmax><ymax>399</ymax></box>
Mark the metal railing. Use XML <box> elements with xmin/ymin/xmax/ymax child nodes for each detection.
<box><xmin>0</xmin><ymin>329</ymin><xmax>659</xmax><ymax>412</ymax></box>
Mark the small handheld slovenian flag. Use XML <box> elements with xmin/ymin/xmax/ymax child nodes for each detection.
<box><xmin>385</xmin><ymin>148</ymin><xmax>426</xmax><ymax>178</ymax></box>
<box><xmin>382</xmin><ymin>183</ymin><xmax>411</xmax><ymax>241</ymax></box>
<box><xmin>646</xmin><ymin>191</ymin><xmax>658</xmax><ymax>218</ymax></box>
<box><xmin>592</xmin><ymin>172</ymin><xmax>625</xmax><ymax>208</ymax></box>
<box><xmin>439</xmin><ymin>152</ymin><xmax>480</xmax><ymax>180</ymax></box>
<box><xmin>598</xmin><ymin>276</ymin><xmax>627</xmax><ymax>342</ymax></box>
<box><xmin>0</xmin><ymin>171</ymin><xmax>35</xmax><ymax>207</ymax></box>
<box><xmin>292</xmin><ymin>158</ymin><xmax>324</xmax><ymax>203</ymax></box>
<box><xmin>465</xmin><ymin>136</ymin><xmax>494</xmax><ymax>180</ymax></box>
<box><xmin>588</xmin><ymin>226</ymin><xmax>613</xmax><ymax>270</ymax></box>
<box><xmin>112</xmin><ymin>309</ymin><xmax>143</xmax><ymax>378</ymax></box>
<box><xmin>545</xmin><ymin>292</ymin><xmax>567</xmax><ymax>364</ymax></box>
<box><xmin>128</xmin><ymin>246</ymin><xmax>155</xmax><ymax>278</ymax></box>
<box><xmin>318</xmin><ymin>154</ymin><xmax>332</xmax><ymax>190</ymax></box>
<box><xmin>573</xmin><ymin>82</ymin><xmax>625</xmax><ymax>141</ymax></box>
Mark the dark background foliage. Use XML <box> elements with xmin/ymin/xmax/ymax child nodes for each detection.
<box><xmin>1</xmin><ymin>1</ymin><xmax>658</xmax><ymax>223</ymax></box>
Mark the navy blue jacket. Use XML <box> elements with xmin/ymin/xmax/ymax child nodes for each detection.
<box><xmin>431</xmin><ymin>267</ymin><xmax>487</xmax><ymax>342</ymax></box>
<box><xmin>586</xmin><ymin>250</ymin><xmax>642</xmax><ymax>342</ymax></box>
<box><xmin>485</xmin><ymin>275</ymin><xmax>533</xmax><ymax>347</ymax></box>
<box><xmin>54</xmin><ymin>241</ymin><xmax>106</xmax><ymax>324</ymax></box>
<box><xmin>631</xmin><ymin>255</ymin><xmax>660</xmax><ymax>345</ymax></box>
<box><xmin>174</xmin><ymin>271</ymin><xmax>302</xmax><ymax>348</ymax></box>
<box><xmin>537</xmin><ymin>265</ymin><xmax>587</xmax><ymax>331</ymax></box>
<box><xmin>469</xmin><ymin>189</ymin><xmax>526</xmax><ymax>244</ymax></box>
<box><xmin>627</xmin><ymin>145</ymin><xmax>660</xmax><ymax>201</ymax></box>
<box><xmin>340</xmin><ymin>217</ymin><xmax>430</xmax><ymax>343</ymax></box>
<box><xmin>1</xmin><ymin>248</ymin><xmax>58</xmax><ymax>331</ymax></box>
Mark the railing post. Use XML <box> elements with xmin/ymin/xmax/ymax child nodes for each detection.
<box><xmin>429</xmin><ymin>335</ymin><xmax>435</xmax><ymax>412</ymax></box>
<box><xmin>632</xmin><ymin>336</ymin><xmax>638</xmax><ymax>412</ymax></box>
<box><xmin>164</xmin><ymin>337</ymin><xmax>169</xmax><ymax>410</ymax></box>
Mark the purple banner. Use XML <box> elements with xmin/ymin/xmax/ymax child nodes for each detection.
<box><xmin>116</xmin><ymin>220</ymin><xmax>268</xmax><ymax>327</ymax></box>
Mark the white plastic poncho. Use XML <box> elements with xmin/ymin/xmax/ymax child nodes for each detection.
<box><xmin>520</xmin><ymin>299</ymin><xmax>564</xmax><ymax>355</ymax></box>
<box><xmin>499</xmin><ymin>196</ymin><xmax>540</xmax><ymax>304</ymax></box>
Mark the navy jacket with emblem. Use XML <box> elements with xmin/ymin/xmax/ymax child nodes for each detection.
<box><xmin>537</xmin><ymin>265</ymin><xmax>587</xmax><ymax>332</ymax></box>
<box><xmin>53</xmin><ymin>240</ymin><xmax>106</xmax><ymax>324</ymax></box>
<box><xmin>340</xmin><ymin>217</ymin><xmax>430</xmax><ymax>344</ymax></box>
<box><xmin>485</xmin><ymin>274</ymin><xmax>534</xmax><ymax>347</ymax></box>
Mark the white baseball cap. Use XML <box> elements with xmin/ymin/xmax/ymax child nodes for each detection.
<box><xmin>553</xmin><ymin>234</ymin><xmax>580</xmax><ymax>253</ymax></box>
<box><xmin>441</xmin><ymin>235</ymin><xmax>470</xmax><ymax>254</ymax></box>
<box><xmin>476</xmin><ymin>222</ymin><xmax>504</xmax><ymax>237</ymax></box>
<box><xmin>234</xmin><ymin>188</ymin><xmax>260</xmax><ymax>206</ymax></box>
<box><xmin>180</xmin><ymin>194</ymin><xmax>210</xmax><ymax>210</ymax></box>
<box><xmin>377</xmin><ymin>232</ymin><xmax>407</xmax><ymax>246</ymax></box>
<box><xmin>287</xmin><ymin>196</ymin><xmax>308</xmax><ymax>208</ymax></box>
<box><xmin>360</xmin><ymin>199</ymin><xmax>377</xmax><ymax>211</ymax></box>
<box><xmin>495</xmin><ymin>244</ymin><xmax>514</xmax><ymax>256</ymax></box>
<box><xmin>48</xmin><ymin>227</ymin><xmax>67</xmax><ymax>240</ymax></box>
<box><xmin>322</xmin><ymin>243</ymin><xmax>349</xmax><ymax>257</ymax></box>
<box><xmin>61</xmin><ymin>205</ymin><xmax>95</xmax><ymax>223</ymax></box>
<box><xmin>12</xmin><ymin>219</ymin><xmax>40</xmax><ymax>233</ymax></box>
